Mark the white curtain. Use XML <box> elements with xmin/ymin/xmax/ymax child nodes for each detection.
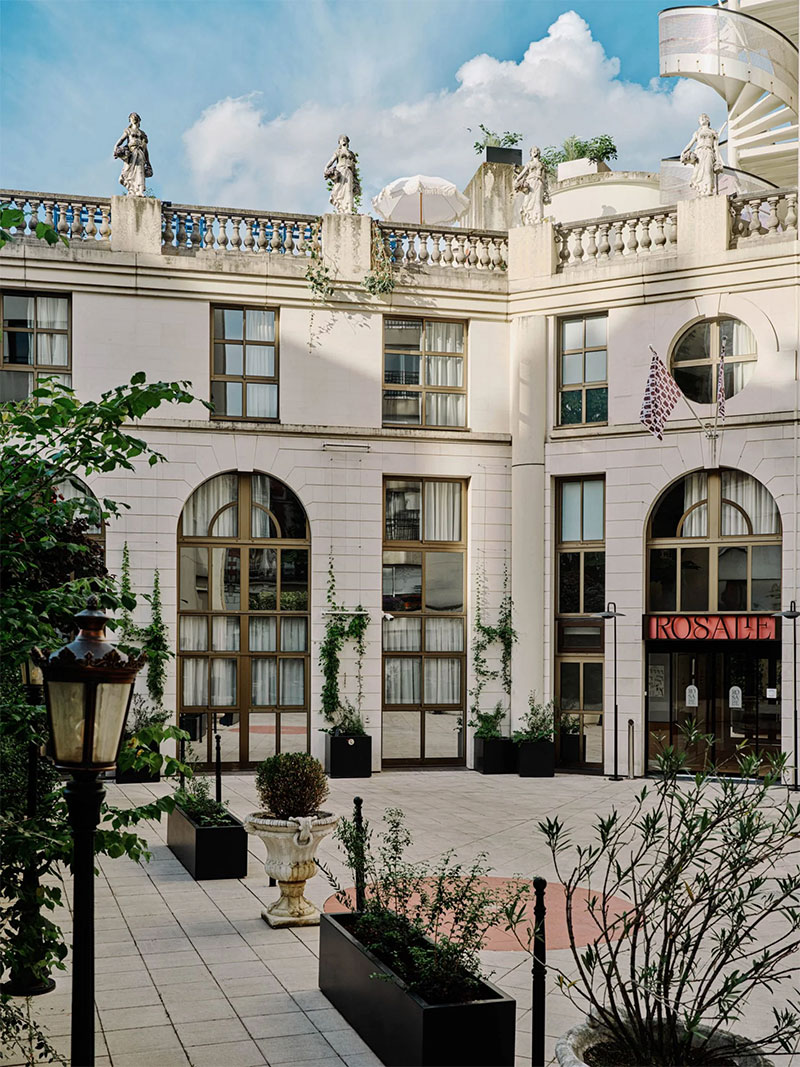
<box><xmin>182</xmin><ymin>474</ymin><xmax>238</xmax><ymax>536</ymax></box>
<box><xmin>252</xmin><ymin>658</ymin><xmax>277</xmax><ymax>705</ymax></box>
<box><xmin>37</xmin><ymin>334</ymin><xmax>68</xmax><ymax>366</ymax></box>
<box><xmin>383</xmin><ymin>617</ymin><xmax>421</xmax><ymax>651</ymax></box>
<box><xmin>722</xmin><ymin>470</ymin><xmax>779</xmax><ymax>535</ymax></box>
<box><xmin>426</xmin><ymin>356</ymin><xmax>463</xmax><ymax>387</ymax></box>
<box><xmin>180</xmin><ymin>617</ymin><xmax>207</xmax><ymax>651</ymax></box>
<box><xmin>212</xmin><ymin>616</ymin><xmax>239</xmax><ymax>651</ymax></box>
<box><xmin>36</xmin><ymin>297</ymin><xmax>67</xmax><ymax>329</ymax></box>
<box><xmin>182</xmin><ymin>658</ymin><xmax>207</xmax><ymax>705</ymax></box>
<box><xmin>246</xmin><ymin>346</ymin><xmax>274</xmax><ymax>376</ymax></box>
<box><xmin>424</xmin><ymin>481</ymin><xmax>461</xmax><ymax>541</ymax></box>
<box><xmin>425</xmin><ymin>321</ymin><xmax>463</xmax><ymax>353</ymax></box>
<box><xmin>681</xmin><ymin>473</ymin><xmax>708</xmax><ymax>537</ymax></box>
<box><xmin>385</xmin><ymin>658</ymin><xmax>421</xmax><ymax>703</ymax></box>
<box><xmin>250</xmin><ymin>617</ymin><xmax>277</xmax><ymax>651</ymax></box>
<box><xmin>425</xmin><ymin>392</ymin><xmax>465</xmax><ymax>428</ymax></box>
<box><xmin>280</xmin><ymin>660</ymin><xmax>304</xmax><ymax>705</ymax></box>
<box><xmin>723</xmin><ymin>319</ymin><xmax>756</xmax><ymax>358</ymax></box>
<box><xmin>561</xmin><ymin>482</ymin><xmax>582</xmax><ymax>542</ymax></box>
<box><xmin>246</xmin><ymin>382</ymin><xmax>277</xmax><ymax>418</ymax></box>
<box><xmin>245</xmin><ymin>309</ymin><xmax>275</xmax><ymax>342</ymax></box>
<box><xmin>210</xmin><ymin>659</ymin><xmax>236</xmax><ymax>706</ymax></box>
<box><xmin>281</xmin><ymin>618</ymin><xmax>307</xmax><ymax>651</ymax></box>
<box><xmin>426</xmin><ymin>618</ymin><xmax>463</xmax><ymax>651</ymax></box>
<box><xmin>424</xmin><ymin>658</ymin><xmax>461</xmax><ymax>703</ymax></box>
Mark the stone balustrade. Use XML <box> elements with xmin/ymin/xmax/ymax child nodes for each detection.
<box><xmin>377</xmin><ymin>222</ymin><xmax>508</xmax><ymax>271</ymax></box>
<box><xmin>729</xmin><ymin>189</ymin><xmax>798</xmax><ymax>246</ymax></box>
<box><xmin>554</xmin><ymin>208</ymin><xmax>679</xmax><ymax>270</ymax></box>
<box><xmin>1</xmin><ymin>191</ymin><xmax>112</xmax><ymax>241</ymax></box>
<box><xmin>162</xmin><ymin>204</ymin><xmax>320</xmax><ymax>255</ymax></box>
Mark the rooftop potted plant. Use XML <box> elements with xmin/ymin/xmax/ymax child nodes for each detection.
<box><xmin>245</xmin><ymin>752</ymin><xmax>337</xmax><ymax>926</ymax></box>
<box><xmin>513</xmin><ymin>692</ymin><xmax>555</xmax><ymax>777</ymax></box>
<box><xmin>547</xmin><ymin>726</ymin><xmax>800</xmax><ymax>1066</ymax></box>
<box><xmin>471</xmin><ymin>124</ymin><xmax>524</xmax><ymax>166</ymax></box>
<box><xmin>167</xmin><ymin>773</ymin><xmax>248</xmax><ymax>881</ymax></box>
<box><xmin>319</xmin><ymin>806</ymin><xmax>524</xmax><ymax>1066</ymax></box>
<box><xmin>470</xmin><ymin>703</ymin><xmax>517</xmax><ymax>774</ymax></box>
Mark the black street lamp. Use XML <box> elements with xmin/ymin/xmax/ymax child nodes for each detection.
<box><xmin>773</xmin><ymin>600</ymin><xmax>799</xmax><ymax>792</ymax></box>
<box><xmin>41</xmin><ymin>596</ymin><xmax>144</xmax><ymax>1067</ymax></box>
<box><xmin>595</xmin><ymin>602</ymin><xmax>626</xmax><ymax>782</ymax></box>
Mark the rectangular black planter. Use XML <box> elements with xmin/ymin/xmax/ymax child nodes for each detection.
<box><xmin>474</xmin><ymin>737</ymin><xmax>517</xmax><ymax>775</ymax></box>
<box><xmin>485</xmin><ymin>146</ymin><xmax>523</xmax><ymax>166</ymax></box>
<box><xmin>325</xmin><ymin>733</ymin><xmax>372</xmax><ymax>778</ymax></box>
<box><xmin>559</xmin><ymin>732</ymin><xmax>587</xmax><ymax>764</ymax></box>
<box><xmin>517</xmin><ymin>739</ymin><xmax>555</xmax><ymax>778</ymax></box>
<box><xmin>167</xmin><ymin>804</ymin><xmax>248</xmax><ymax>881</ymax></box>
<box><xmin>319</xmin><ymin>912</ymin><xmax>515</xmax><ymax>1067</ymax></box>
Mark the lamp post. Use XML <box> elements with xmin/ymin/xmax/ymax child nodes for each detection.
<box><xmin>41</xmin><ymin>596</ymin><xmax>144</xmax><ymax>1067</ymax></box>
<box><xmin>773</xmin><ymin>600</ymin><xmax>799</xmax><ymax>791</ymax></box>
<box><xmin>595</xmin><ymin>602</ymin><xmax>626</xmax><ymax>782</ymax></box>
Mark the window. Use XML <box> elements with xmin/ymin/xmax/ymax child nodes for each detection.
<box><xmin>211</xmin><ymin>306</ymin><xmax>278</xmax><ymax>420</ymax></box>
<box><xmin>558</xmin><ymin>314</ymin><xmax>607</xmax><ymax>425</ymax></box>
<box><xmin>1</xmin><ymin>292</ymin><xmax>70</xmax><ymax>402</ymax></box>
<box><xmin>57</xmin><ymin>475</ymin><xmax>105</xmax><ymax>556</ymax></box>
<box><xmin>671</xmin><ymin>318</ymin><xmax>756</xmax><ymax>404</ymax></box>
<box><xmin>382</xmin><ymin>478</ymin><xmax>466</xmax><ymax>764</ymax></box>
<box><xmin>178</xmin><ymin>472</ymin><xmax>309</xmax><ymax>766</ymax></box>
<box><xmin>383</xmin><ymin>319</ymin><xmax>466</xmax><ymax>429</ymax></box>
<box><xmin>647</xmin><ymin>469</ymin><xmax>781</xmax><ymax>613</ymax></box>
<box><xmin>556</xmin><ymin>478</ymin><xmax>605</xmax><ymax>615</ymax></box>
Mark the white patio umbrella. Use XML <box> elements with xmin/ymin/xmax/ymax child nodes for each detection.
<box><xmin>372</xmin><ymin>175</ymin><xmax>469</xmax><ymax>225</ymax></box>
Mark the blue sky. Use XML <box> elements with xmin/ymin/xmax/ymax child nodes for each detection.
<box><xmin>1</xmin><ymin>0</ymin><xmax>724</xmax><ymax>213</ymax></box>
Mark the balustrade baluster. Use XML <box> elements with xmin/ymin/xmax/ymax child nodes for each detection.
<box><xmin>490</xmin><ymin>238</ymin><xmax>502</xmax><ymax>271</ymax></box>
<box><xmin>228</xmin><ymin>217</ymin><xmax>241</xmax><ymax>250</ymax></box>
<box><xmin>442</xmin><ymin>235</ymin><xmax>455</xmax><ymax>266</ymax></box>
<box><xmin>189</xmin><ymin>213</ymin><xmax>202</xmax><ymax>249</ymax></box>
<box><xmin>764</xmin><ymin>196</ymin><xmax>780</xmax><ymax>236</ymax></box>
<box><xmin>217</xmin><ymin>215</ymin><xmax>229</xmax><ymax>250</ymax></box>
<box><xmin>466</xmin><ymin>236</ymin><xmax>478</xmax><ymax>268</ymax></box>
<box><xmin>429</xmin><ymin>233</ymin><xmax>441</xmax><ymax>265</ymax></box>
<box><xmin>24</xmin><ymin>200</ymin><xmax>37</xmax><ymax>236</ymax></box>
<box><xmin>666</xmin><ymin>212</ymin><xmax>678</xmax><ymax>248</ymax></box>
<box><xmin>652</xmin><ymin>215</ymin><xmax>666</xmax><ymax>250</ymax></box>
<box><xmin>584</xmin><ymin>225</ymin><xmax>598</xmax><ymax>262</ymax></box>
<box><xmin>70</xmin><ymin>203</ymin><xmax>84</xmax><ymax>240</ymax></box>
<box><xmin>785</xmin><ymin>192</ymin><xmax>798</xmax><ymax>234</ymax></box>
<box><xmin>202</xmin><ymin>214</ymin><xmax>216</xmax><ymax>250</ymax></box>
<box><xmin>624</xmin><ymin>220</ymin><xmax>639</xmax><ymax>256</ymax></box>
<box><xmin>639</xmin><ymin>216</ymin><xmax>652</xmax><ymax>253</ymax></box>
<box><xmin>405</xmin><ymin>231</ymin><xmax>418</xmax><ymax>265</ymax></box>
<box><xmin>239</xmin><ymin>217</ymin><xmax>252</xmax><ymax>252</ymax></box>
<box><xmin>56</xmin><ymin>203</ymin><xmax>69</xmax><ymax>239</ymax></box>
<box><xmin>569</xmin><ymin>227</ymin><xmax>584</xmax><ymax>265</ymax></box>
<box><xmin>253</xmin><ymin>218</ymin><xmax>265</xmax><ymax>252</ymax></box>
<box><xmin>747</xmin><ymin>198</ymin><xmax>763</xmax><ymax>238</ymax></box>
<box><xmin>176</xmin><ymin>212</ymin><xmax>188</xmax><ymax>249</ymax></box>
<box><xmin>417</xmin><ymin>231</ymin><xmax>429</xmax><ymax>265</ymax></box>
<box><xmin>83</xmin><ymin>204</ymin><xmax>97</xmax><ymax>240</ymax></box>
<box><xmin>269</xmin><ymin>219</ymin><xmax>282</xmax><ymax>254</ymax></box>
<box><xmin>284</xmin><ymin>221</ymin><xmax>295</xmax><ymax>256</ymax></box>
<box><xmin>499</xmin><ymin>238</ymin><xmax>508</xmax><ymax>269</ymax></box>
<box><xmin>99</xmin><ymin>204</ymin><xmax>111</xmax><ymax>240</ymax></box>
<box><xmin>42</xmin><ymin>200</ymin><xmax>55</xmax><ymax>231</ymax></box>
<box><xmin>556</xmin><ymin>230</ymin><xmax>569</xmax><ymax>269</ymax></box>
<box><xmin>597</xmin><ymin>223</ymin><xmax>610</xmax><ymax>261</ymax></box>
<box><xmin>454</xmin><ymin>234</ymin><xmax>467</xmax><ymax>267</ymax></box>
<box><xmin>295</xmin><ymin>221</ymin><xmax>307</xmax><ymax>255</ymax></box>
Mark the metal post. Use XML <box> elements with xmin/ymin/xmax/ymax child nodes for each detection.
<box><xmin>531</xmin><ymin>877</ymin><xmax>547</xmax><ymax>1067</ymax></box>
<box><xmin>214</xmin><ymin>712</ymin><xmax>222</xmax><ymax>803</ymax></box>
<box><xmin>353</xmin><ymin>796</ymin><xmax>366</xmax><ymax>913</ymax></box>
<box><xmin>179</xmin><ymin>732</ymin><xmax>186</xmax><ymax>791</ymax></box>
<box><xmin>794</xmin><ymin>610</ymin><xmax>798</xmax><ymax>791</ymax></box>
<box><xmin>627</xmin><ymin>719</ymin><xmax>635</xmax><ymax>779</ymax></box>
<box><xmin>610</xmin><ymin>607</ymin><xmax>622</xmax><ymax>781</ymax></box>
<box><xmin>64</xmin><ymin>773</ymin><xmax>105</xmax><ymax>1067</ymax></box>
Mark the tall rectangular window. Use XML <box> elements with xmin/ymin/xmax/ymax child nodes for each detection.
<box><xmin>558</xmin><ymin>314</ymin><xmax>607</xmax><ymax>425</ymax></box>
<box><xmin>383</xmin><ymin>318</ymin><xmax>466</xmax><ymax>429</ymax></box>
<box><xmin>211</xmin><ymin>306</ymin><xmax>278</xmax><ymax>420</ymax></box>
<box><xmin>382</xmin><ymin>478</ymin><xmax>467</xmax><ymax>764</ymax></box>
<box><xmin>1</xmin><ymin>292</ymin><xmax>71</xmax><ymax>402</ymax></box>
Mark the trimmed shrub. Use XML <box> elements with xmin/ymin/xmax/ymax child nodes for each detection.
<box><xmin>255</xmin><ymin>752</ymin><xmax>329</xmax><ymax>820</ymax></box>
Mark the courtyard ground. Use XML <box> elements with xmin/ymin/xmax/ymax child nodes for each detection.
<box><xmin>2</xmin><ymin>770</ymin><xmax>796</xmax><ymax>1067</ymax></box>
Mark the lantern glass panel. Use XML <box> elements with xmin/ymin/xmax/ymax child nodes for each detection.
<box><xmin>48</xmin><ymin>681</ymin><xmax>86</xmax><ymax>763</ymax></box>
<box><xmin>93</xmin><ymin>682</ymin><xmax>133</xmax><ymax>764</ymax></box>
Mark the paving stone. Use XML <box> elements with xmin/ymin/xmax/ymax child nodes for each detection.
<box><xmin>111</xmin><ymin>1051</ymin><xmax>190</xmax><ymax>1067</ymax></box>
<box><xmin>98</xmin><ymin>1004</ymin><xmax>171</xmax><ymax>1031</ymax></box>
<box><xmin>232</xmin><ymin>992</ymin><xmax>302</xmax><ymax>1021</ymax></box>
<box><xmin>207</xmin><ymin>960</ymin><xmax>272</xmax><ymax>981</ymax></box>
<box><xmin>174</xmin><ymin>1016</ymin><xmax>252</xmax><ymax>1047</ymax></box>
<box><xmin>166</xmin><ymin>997</ymin><xmax>237</xmax><ymax>1024</ymax></box>
<box><xmin>186</xmin><ymin>1040</ymin><xmax>266</xmax><ymax>1067</ymax></box>
<box><xmin>252</xmin><ymin>1032</ymin><xmax>338</xmax><ymax>1063</ymax></box>
<box><xmin>151</xmin><ymin>966</ymin><xmax>216</xmax><ymax>988</ymax></box>
<box><xmin>239</xmin><ymin>1010</ymin><xmax>317</xmax><ymax>1038</ymax></box>
<box><xmin>214</xmin><ymin>975</ymin><xmax>284</xmax><ymax>998</ymax></box>
<box><xmin>95</xmin><ymin>984</ymin><xmax>162</xmax><ymax>1010</ymax></box>
<box><xmin>105</xmin><ymin>1024</ymin><xmax>183</xmax><ymax>1055</ymax></box>
<box><xmin>324</xmin><ymin>1028</ymin><xmax>378</xmax><ymax>1057</ymax></box>
<box><xmin>306</xmin><ymin>1007</ymin><xmax>353</xmax><ymax>1032</ymax></box>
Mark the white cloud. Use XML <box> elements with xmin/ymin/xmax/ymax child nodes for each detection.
<box><xmin>182</xmin><ymin>11</ymin><xmax>724</xmax><ymax>213</ymax></box>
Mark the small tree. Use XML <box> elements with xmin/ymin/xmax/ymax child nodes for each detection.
<box><xmin>541</xmin><ymin>133</ymin><xmax>618</xmax><ymax>174</ymax></box>
<box><xmin>471</xmin><ymin>124</ymin><xmax>523</xmax><ymax>154</ymax></box>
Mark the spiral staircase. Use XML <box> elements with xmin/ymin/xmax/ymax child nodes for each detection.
<box><xmin>659</xmin><ymin>0</ymin><xmax>798</xmax><ymax>188</ymax></box>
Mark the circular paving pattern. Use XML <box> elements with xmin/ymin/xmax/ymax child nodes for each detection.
<box><xmin>323</xmin><ymin>877</ymin><xmax>628</xmax><ymax>951</ymax></box>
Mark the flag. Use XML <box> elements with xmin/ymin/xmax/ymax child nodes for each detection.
<box><xmin>717</xmin><ymin>336</ymin><xmax>726</xmax><ymax>420</ymax></box>
<box><xmin>640</xmin><ymin>349</ymin><xmax>682</xmax><ymax>440</ymax></box>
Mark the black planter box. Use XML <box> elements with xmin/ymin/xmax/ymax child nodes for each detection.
<box><xmin>116</xmin><ymin>741</ymin><xmax>160</xmax><ymax>784</ymax></box>
<box><xmin>167</xmin><ymin>804</ymin><xmax>248</xmax><ymax>881</ymax></box>
<box><xmin>559</xmin><ymin>731</ymin><xmax>587</xmax><ymax>764</ymax></box>
<box><xmin>486</xmin><ymin>146</ymin><xmax>523</xmax><ymax>166</ymax></box>
<box><xmin>319</xmin><ymin>912</ymin><xmax>515</xmax><ymax>1067</ymax></box>
<box><xmin>474</xmin><ymin>737</ymin><xmax>517</xmax><ymax>775</ymax></box>
<box><xmin>517</xmin><ymin>739</ymin><xmax>555</xmax><ymax>778</ymax></box>
<box><xmin>325</xmin><ymin>733</ymin><xmax>372</xmax><ymax>779</ymax></box>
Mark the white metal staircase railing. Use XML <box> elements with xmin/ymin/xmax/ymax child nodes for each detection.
<box><xmin>659</xmin><ymin>5</ymin><xmax>798</xmax><ymax>187</ymax></box>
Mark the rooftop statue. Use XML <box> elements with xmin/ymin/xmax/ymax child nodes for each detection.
<box><xmin>113</xmin><ymin>113</ymin><xmax>153</xmax><ymax>197</ymax></box>
<box><xmin>680</xmin><ymin>114</ymin><xmax>724</xmax><ymax>197</ymax></box>
<box><xmin>514</xmin><ymin>146</ymin><xmax>549</xmax><ymax>225</ymax></box>
<box><xmin>324</xmin><ymin>135</ymin><xmax>361</xmax><ymax>215</ymax></box>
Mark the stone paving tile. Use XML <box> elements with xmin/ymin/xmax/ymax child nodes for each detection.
<box><xmin>111</xmin><ymin>1051</ymin><xmax>190</xmax><ymax>1067</ymax></box>
<box><xmin>95</xmin><ymin>984</ymin><xmax>162</xmax><ymax>1010</ymax></box>
<box><xmin>105</xmin><ymin>1024</ymin><xmax>184</xmax><ymax>1055</ymax></box>
<box><xmin>150</xmin><ymin>965</ymin><xmax>217</xmax><ymax>988</ymax></box>
<box><xmin>239</xmin><ymin>1010</ymin><xmax>318</xmax><ymax>1038</ymax></box>
<box><xmin>306</xmin><ymin>1007</ymin><xmax>353</xmax><ymax>1032</ymax></box>
<box><xmin>99</xmin><ymin>1004</ymin><xmax>172</xmax><ymax>1032</ymax></box>
<box><xmin>207</xmin><ymin>960</ymin><xmax>273</xmax><ymax>981</ymax></box>
<box><xmin>215</xmin><ymin>974</ymin><xmax>284</xmax><ymax>998</ymax></box>
<box><xmin>233</xmin><ymin>992</ymin><xmax>303</xmax><ymax>1020</ymax></box>
<box><xmin>165</xmin><ymin>997</ymin><xmax>238</xmax><ymax>1024</ymax></box>
<box><xmin>142</xmin><ymin>949</ymin><xmax>203</xmax><ymax>970</ymax></box>
<box><xmin>174</xmin><ymin>1017</ymin><xmax>253</xmax><ymax>1047</ymax></box>
<box><xmin>184</xmin><ymin>1040</ymin><xmax>266</xmax><ymax>1067</ymax></box>
<box><xmin>324</xmin><ymin>1028</ymin><xmax>380</xmax><ymax>1058</ymax></box>
<box><xmin>253</xmin><ymin>1032</ymin><xmax>338</xmax><ymax>1063</ymax></box>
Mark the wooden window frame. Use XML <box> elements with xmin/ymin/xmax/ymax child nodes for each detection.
<box><xmin>210</xmin><ymin>304</ymin><xmax>279</xmax><ymax>422</ymax></box>
<box><xmin>1</xmin><ymin>290</ymin><xmax>72</xmax><ymax>400</ymax></box>
<box><xmin>556</xmin><ymin>476</ymin><xmax>606</xmax><ymax>617</ymax></box>
<box><xmin>382</xmin><ymin>317</ymin><xmax>468</xmax><ymax>430</ymax></box>
<box><xmin>669</xmin><ymin>317</ymin><xmax>757</xmax><ymax>405</ymax></box>
<box><xmin>557</xmin><ymin>313</ymin><xmax>608</xmax><ymax>427</ymax></box>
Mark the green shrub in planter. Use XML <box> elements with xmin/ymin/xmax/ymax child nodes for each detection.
<box><xmin>255</xmin><ymin>752</ymin><xmax>329</xmax><ymax>819</ymax></box>
<box><xmin>513</xmin><ymin>693</ymin><xmax>555</xmax><ymax>777</ymax></box>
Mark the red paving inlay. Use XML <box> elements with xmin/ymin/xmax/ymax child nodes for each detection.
<box><xmin>323</xmin><ymin>877</ymin><xmax>628</xmax><ymax>951</ymax></box>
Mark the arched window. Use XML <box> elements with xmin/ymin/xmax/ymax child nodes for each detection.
<box><xmin>178</xmin><ymin>472</ymin><xmax>310</xmax><ymax>767</ymax></box>
<box><xmin>648</xmin><ymin>469</ymin><xmax>781</xmax><ymax>614</ymax></box>
<box><xmin>670</xmin><ymin>318</ymin><xmax>756</xmax><ymax>404</ymax></box>
<box><xmin>56</xmin><ymin>475</ymin><xmax>105</xmax><ymax>555</ymax></box>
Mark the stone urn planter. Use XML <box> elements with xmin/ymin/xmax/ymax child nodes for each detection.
<box><xmin>245</xmin><ymin>811</ymin><xmax>338</xmax><ymax>927</ymax></box>
<box><xmin>555</xmin><ymin>1021</ymin><xmax>774</xmax><ymax>1067</ymax></box>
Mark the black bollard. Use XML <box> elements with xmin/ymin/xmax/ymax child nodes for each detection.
<box><xmin>531</xmin><ymin>877</ymin><xmax>547</xmax><ymax>1067</ymax></box>
<box><xmin>214</xmin><ymin>713</ymin><xmax>222</xmax><ymax>803</ymax></box>
<box><xmin>353</xmin><ymin>796</ymin><xmax>366</xmax><ymax>913</ymax></box>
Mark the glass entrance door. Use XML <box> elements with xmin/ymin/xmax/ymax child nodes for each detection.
<box><xmin>646</xmin><ymin>644</ymin><xmax>780</xmax><ymax>772</ymax></box>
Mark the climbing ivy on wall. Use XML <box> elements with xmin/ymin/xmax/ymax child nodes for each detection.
<box><xmin>319</xmin><ymin>555</ymin><xmax>370</xmax><ymax>733</ymax></box>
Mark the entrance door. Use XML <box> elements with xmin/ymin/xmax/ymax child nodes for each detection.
<box><xmin>646</xmin><ymin>645</ymin><xmax>780</xmax><ymax>772</ymax></box>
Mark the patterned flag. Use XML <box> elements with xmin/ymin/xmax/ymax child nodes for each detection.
<box><xmin>717</xmin><ymin>335</ymin><xmax>726</xmax><ymax>420</ymax></box>
<box><xmin>640</xmin><ymin>348</ymin><xmax>682</xmax><ymax>441</ymax></box>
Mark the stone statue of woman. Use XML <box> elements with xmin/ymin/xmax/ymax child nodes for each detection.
<box><xmin>680</xmin><ymin>114</ymin><xmax>724</xmax><ymax>197</ymax></box>
<box><xmin>324</xmin><ymin>135</ymin><xmax>361</xmax><ymax>215</ymax></box>
<box><xmin>113</xmin><ymin>113</ymin><xmax>153</xmax><ymax>197</ymax></box>
<box><xmin>514</xmin><ymin>146</ymin><xmax>549</xmax><ymax>225</ymax></box>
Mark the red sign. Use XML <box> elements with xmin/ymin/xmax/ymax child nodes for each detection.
<box><xmin>645</xmin><ymin>615</ymin><xmax>779</xmax><ymax>641</ymax></box>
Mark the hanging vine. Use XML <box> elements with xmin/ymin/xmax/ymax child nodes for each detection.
<box><xmin>319</xmin><ymin>555</ymin><xmax>370</xmax><ymax>734</ymax></box>
<box><xmin>467</xmin><ymin>556</ymin><xmax>517</xmax><ymax>736</ymax></box>
<box><xmin>363</xmin><ymin>221</ymin><xmax>395</xmax><ymax>297</ymax></box>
